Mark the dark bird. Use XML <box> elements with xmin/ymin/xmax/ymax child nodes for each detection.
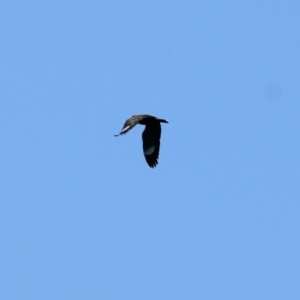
<box><xmin>115</xmin><ymin>114</ymin><xmax>168</xmax><ymax>168</ymax></box>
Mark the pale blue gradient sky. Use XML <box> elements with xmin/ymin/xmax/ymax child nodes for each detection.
<box><xmin>1</xmin><ymin>1</ymin><xmax>299</xmax><ymax>299</ymax></box>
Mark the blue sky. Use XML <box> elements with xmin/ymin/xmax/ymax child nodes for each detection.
<box><xmin>1</xmin><ymin>1</ymin><xmax>300</xmax><ymax>299</ymax></box>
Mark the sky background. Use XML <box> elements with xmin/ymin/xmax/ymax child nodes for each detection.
<box><xmin>1</xmin><ymin>1</ymin><xmax>300</xmax><ymax>299</ymax></box>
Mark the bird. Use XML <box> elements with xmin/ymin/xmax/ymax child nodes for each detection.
<box><xmin>115</xmin><ymin>114</ymin><xmax>168</xmax><ymax>168</ymax></box>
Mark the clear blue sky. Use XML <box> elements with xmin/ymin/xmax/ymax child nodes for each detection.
<box><xmin>1</xmin><ymin>1</ymin><xmax>299</xmax><ymax>299</ymax></box>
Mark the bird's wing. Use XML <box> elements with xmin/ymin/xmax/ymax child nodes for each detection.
<box><xmin>142</xmin><ymin>122</ymin><xmax>161</xmax><ymax>168</ymax></box>
<box><xmin>114</xmin><ymin>115</ymin><xmax>151</xmax><ymax>136</ymax></box>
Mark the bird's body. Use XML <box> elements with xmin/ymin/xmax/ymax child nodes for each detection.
<box><xmin>115</xmin><ymin>114</ymin><xmax>168</xmax><ymax>168</ymax></box>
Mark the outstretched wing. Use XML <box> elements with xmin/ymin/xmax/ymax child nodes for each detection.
<box><xmin>114</xmin><ymin>114</ymin><xmax>151</xmax><ymax>136</ymax></box>
<box><xmin>142</xmin><ymin>122</ymin><xmax>161</xmax><ymax>168</ymax></box>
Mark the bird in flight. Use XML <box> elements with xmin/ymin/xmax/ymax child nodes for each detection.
<box><xmin>115</xmin><ymin>114</ymin><xmax>168</xmax><ymax>168</ymax></box>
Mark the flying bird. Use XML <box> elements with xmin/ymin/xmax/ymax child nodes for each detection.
<box><xmin>115</xmin><ymin>114</ymin><xmax>168</xmax><ymax>168</ymax></box>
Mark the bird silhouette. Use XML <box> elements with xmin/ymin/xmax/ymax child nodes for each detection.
<box><xmin>115</xmin><ymin>114</ymin><xmax>168</xmax><ymax>168</ymax></box>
